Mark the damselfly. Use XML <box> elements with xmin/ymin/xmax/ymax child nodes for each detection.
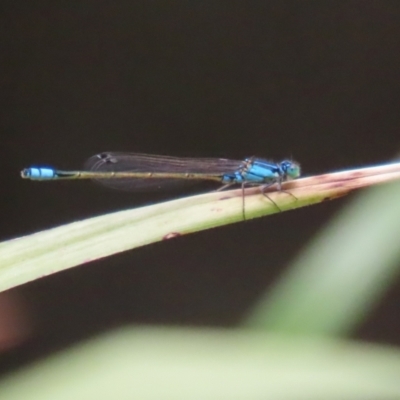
<box><xmin>21</xmin><ymin>152</ymin><xmax>300</xmax><ymax>218</ymax></box>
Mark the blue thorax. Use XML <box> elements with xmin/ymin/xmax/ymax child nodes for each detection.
<box><xmin>221</xmin><ymin>158</ymin><xmax>292</xmax><ymax>185</ymax></box>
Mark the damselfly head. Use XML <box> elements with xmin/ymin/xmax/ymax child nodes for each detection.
<box><xmin>280</xmin><ymin>160</ymin><xmax>301</xmax><ymax>180</ymax></box>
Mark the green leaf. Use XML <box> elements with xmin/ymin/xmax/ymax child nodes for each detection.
<box><xmin>246</xmin><ymin>178</ymin><xmax>400</xmax><ymax>335</ymax></box>
<box><xmin>0</xmin><ymin>327</ymin><xmax>400</xmax><ymax>400</ymax></box>
<box><xmin>2</xmin><ymin>162</ymin><xmax>400</xmax><ymax>292</ymax></box>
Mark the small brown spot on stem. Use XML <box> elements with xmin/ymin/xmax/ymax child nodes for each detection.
<box><xmin>163</xmin><ymin>232</ymin><xmax>182</xmax><ymax>240</ymax></box>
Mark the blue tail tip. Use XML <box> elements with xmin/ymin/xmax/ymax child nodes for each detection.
<box><xmin>21</xmin><ymin>167</ymin><xmax>56</xmax><ymax>180</ymax></box>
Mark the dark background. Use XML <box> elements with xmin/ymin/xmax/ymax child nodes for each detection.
<box><xmin>1</xmin><ymin>1</ymin><xmax>400</xmax><ymax>373</ymax></box>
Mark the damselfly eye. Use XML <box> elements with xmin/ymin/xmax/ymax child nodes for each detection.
<box><xmin>280</xmin><ymin>161</ymin><xmax>300</xmax><ymax>179</ymax></box>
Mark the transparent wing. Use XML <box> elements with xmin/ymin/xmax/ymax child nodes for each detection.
<box><xmin>84</xmin><ymin>152</ymin><xmax>243</xmax><ymax>191</ymax></box>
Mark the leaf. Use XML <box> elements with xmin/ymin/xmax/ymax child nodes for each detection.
<box><xmin>1</xmin><ymin>162</ymin><xmax>400</xmax><ymax>292</ymax></box>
